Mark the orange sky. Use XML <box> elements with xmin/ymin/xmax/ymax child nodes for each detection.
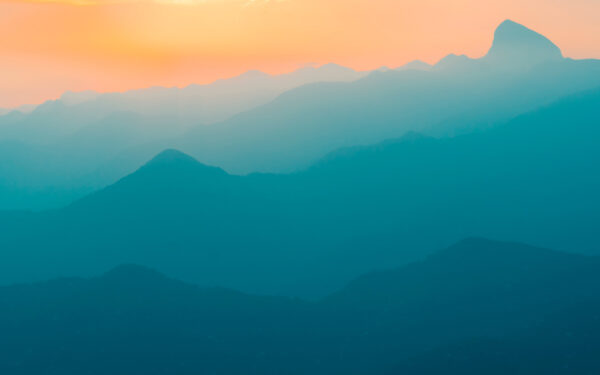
<box><xmin>1</xmin><ymin>0</ymin><xmax>600</xmax><ymax>108</ymax></box>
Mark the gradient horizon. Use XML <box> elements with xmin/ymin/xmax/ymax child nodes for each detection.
<box><xmin>1</xmin><ymin>0</ymin><xmax>600</xmax><ymax>108</ymax></box>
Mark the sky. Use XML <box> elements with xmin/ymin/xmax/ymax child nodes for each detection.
<box><xmin>1</xmin><ymin>0</ymin><xmax>600</xmax><ymax>108</ymax></box>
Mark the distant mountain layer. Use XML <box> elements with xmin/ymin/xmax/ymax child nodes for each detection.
<box><xmin>158</xmin><ymin>19</ymin><xmax>600</xmax><ymax>174</ymax></box>
<box><xmin>165</xmin><ymin>21</ymin><xmax>600</xmax><ymax>173</ymax></box>
<box><xmin>0</xmin><ymin>104</ymin><xmax>36</xmax><ymax>116</ymax></box>
<box><xmin>1</xmin><ymin>20</ymin><xmax>600</xmax><ymax>210</ymax></box>
<box><xmin>0</xmin><ymin>64</ymin><xmax>365</xmax><ymax>209</ymax></box>
<box><xmin>483</xmin><ymin>19</ymin><xmax>563</xmax><ymax>68</ymax></box>
<box><xmin>0</xmin><ymin>87</ymin><xmax>599</xmax><ymax>297</ymax></box>
<box><xmin>2</xmin><ymin>238</ymin><xmax>600</xmax><ymax>375</ymax></box>
<box><xmin>0</xmin><ymin>63</ymin><xmax>365</xmax><ymax>142</ymax></box>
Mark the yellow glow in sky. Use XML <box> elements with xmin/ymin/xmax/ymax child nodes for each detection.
<box><xmin>1</xmin><ymin>0</ymin><xmax>600</xmax><ymax>107</ymax></box>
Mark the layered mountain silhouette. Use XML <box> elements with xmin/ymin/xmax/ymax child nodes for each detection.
<box><xmin>166</xmin><ymin>19</ymin><xmax>600</xmax><ymax>174</ymax></box>
<box><xmin>1</xmin><ymin>20</ymin><xmax>599</xmax><ymax>210</ymax></box>
<box><xmin>0</xmin><ymin>64</ymin><xmax>365</xmax><ymax>209</ymax></box>
<box><xmin>0</xmin><ymin>103</ymin><xmax>36</xmax><ymax>116</ymax></box>
<box><xmin>2</xmin><ymin>239</ymin><xmax>600</xmax><ymax>375</ymax></box>
<box><xmin>397</xmin><ymin>60</ymin><xmax>432</xmax><ymax>71</ymax></box>
<box><xmin>1</xmin><ymin>87</ymin><xmax>599</xmax><ymax>297</ymax></box>
<box><xmin>0</xmin><ymin>62</ymin><xmax>364</xmax><ymax>143</ymax></box>
<box><xmin>482</xmin><ymin>19</ymin><xmax>563</xmax><ymax>69</ymax></box>
<box><xmin>2</xmin><ymin>15</ymin><xmax>599</xmax><ymax>375</ymax></box>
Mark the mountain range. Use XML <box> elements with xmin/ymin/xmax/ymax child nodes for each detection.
<box><xmin>175</xmin><ymin>20</ymin><xmax>599</xmax><ymax>175</ymax></box>
<box><xmin>0</xmin><ymin>63</ymin><xmax>365</xmax><ymax>209</ymax></box>
<box><xmin>1</xmin><ymin>20</ymin><xmax>599</xmax><ymax>210</ymax></box>
<box><xmin>2</xmin><ymin>17</ymin><xmax>599</xmax><ymax>374</ymax></box>
<box><xmin>2</xmin><ymin>238</ymin><xmax>600</xmax><ymax>374</ymax></box>
<box><xmin>1</xmin><ymin>85</ymin><xmax>598</xmax><ymax>297</ymax></box>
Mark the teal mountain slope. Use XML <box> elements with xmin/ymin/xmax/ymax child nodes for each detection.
<box><xmin>170</xmin><ymin>20</ymin><xmax>600</xmax><ymax>174</ymax></box>
<box><xmin>0</xmin><ymin>88</ymin><xmax>599</xmax><ymax>297</ymax></box>
<box><xmin>0</xmin><ymin>64</ymin><xmax>365</xmax><ymax>209</ymax></box>
<box><xmin>2</xmin><ymin>239</ymin><xmax>600</xmax><ymax>374</ymax></box>
<box><xmin>1</xmin><ymin>20</ymin><xmax>600</xmax><ymax>210</ymax></box>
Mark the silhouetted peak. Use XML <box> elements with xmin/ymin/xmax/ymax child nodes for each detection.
<box><xmin>398</xmin><ymin>60</ymin><xmax>432</xmax><ymax>71</ymax></box>
<box><xmin>434</xmin><ymin>54</ymin><xmax>480</xmax><ymax>71</ymax></box>
<box><xmin>493</xmin><ymin>20</ymin><xmax>548</xmax><ymax>43</ymax></box>
<box><xmin>146</xmin><ymin>149</ymin><xmax>201</xmax><ymax>167</ymax></box>
<box><xmin>318</xmin><ymin>63</ymin><xmax>354</xmax><ymax>72</ymax></box>
<box><xmin>139</xmin><ymin>149</ymin><xmax>228</xmax><ymax>179</ymax></box>
<box><xmin>484</xmin><ymin>20</ymin><xmax>562</xmax><ymax>68</ymax></box>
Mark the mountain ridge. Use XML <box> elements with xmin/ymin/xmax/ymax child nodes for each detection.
<box><xmin>1</xmin><ymin>87</ymin><xmax>599</xmax><ymax>298</ymax></box>
<box><xmin>2</xmin><ymin>20</ymin><xmax>600</xmax><ymax>210</ymax></box>
<box><xmin>482</xmin><ymin>19</ymin><xmax>563</xmax><ymax>69</ymax></box>
<box><xmin>3</xmin><ymin>238</ymin><xmax>600</xmax><ymax>374</ymax></box>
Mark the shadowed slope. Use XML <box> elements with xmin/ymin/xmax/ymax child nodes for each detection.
<box><xmin>2</xmin><ymin>239</ymin><xmax>600</xmax><ymax>374</ymax></box>
<box><xmin>174</xmin><ymin>20</ymin><xmax>599</xmax><ymax>174</ymax></box>
<box><xmin>0</xmin><ymin>88</ymin><xmax>599</xmax><ymax>297</ymax></box>
<box><xmin>1</xmin><ymin>21</ymin><xmax>600</xmax><ymax>211</ymax></box>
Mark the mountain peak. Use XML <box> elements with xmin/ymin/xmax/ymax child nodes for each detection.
<box><xmin>318</xmin><ymin>62</ymin><xmax>349</xmax><ymax>70</ymax></box>
<box><xmin>397</xmin><ymin>60</ymin><xmax>432</xmax><ymax>71</ymax></box>
<box><xmin>146</xmin><ymin>149</ymin><xmax>200</xmax><ymax>167</ymax></box>
<box><xmin>484</xmin><ymin>19</ymin><xmax>562</xmax><ymax>68</ymax></box>
<box><xmin>139</xmin><ymin>149</ymin><xmax>228</xmax><ymax>179</ymax></box>
<box><xmin>434</xmin><ymin>54</ymin><xmax>481</xmax><ymax>71</ymax></box>
<box><xmin>497</xmin><ymin>19</ymin><xmax>524</xmax><ymax>30</ymax></box>
<box><xmin>315</xmin><ymin>63</ymin><xmax>356</xmax><ymax>75</ymax></box>
<box><xmin>492</xmin><ymin>20</ymin><xmax>558</xmax><ymax>47</ymax></box>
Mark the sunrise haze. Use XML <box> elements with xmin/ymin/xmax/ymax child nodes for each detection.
<box><xmin>1</xmin><ymin>0</ymin><xmax>600</xmax><ymax>107</ymax></box>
